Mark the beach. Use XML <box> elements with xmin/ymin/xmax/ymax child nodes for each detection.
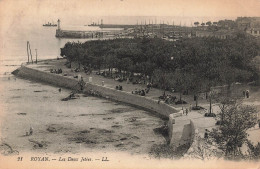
<box><xmin>0</xmin><ymin>74</ymin><xmax>166</xmax><ymax>156</ymax></box>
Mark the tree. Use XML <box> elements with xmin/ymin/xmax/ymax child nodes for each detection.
<box><xmin>92</xmin><ymin>56</ymin><xmax>104</xmax><ymax>73</ymax></box>
<box><xmin>209</xmin><ymin>99</ymin><xmax>257</xmax><ymax>160</ymax></box>
<box><xmin>60</xmin><ymin>42</ymin><xmax>78</xmax><ymax>68</ymax></box>
<box><xmin>60</xmin><ymin>36</ymin><xmax>259</xmax><ymax>93</ymax></box>
<box><xmin>152</xmin><ymin>69</ymin><xmax>169</xmax><ymax>95</ymax></box>
<box><xmin>206</xmin><ymin>21</ymin><xmax>212</xmax><ymax>26</ymax></box>
<box><xmin>194</xmin><ymin>22</ymin><xmax>200</xmax><ymax>27</ymax></box>
<box><xmin>184</xmin><ymin>130</ymin><xmax>220</xmax><ymax>160</ymax></box>
<box><xmin>217</xmin><ymin>20</ymin><xmax>237</xmax><ymax>29</ymax></box>
<box><xmin>75</xmin><ymin>43</ymin><xmax>84</xmax><ymax>69</ymax></box>
<box><xmin>191</xmin><ymin>77</ymin><xmax>205</xmax><ymax>108</ymax></box>
<box><xmin>171</xmin><ymin>70</ymin><xmax>193</xmax><ymax>101</ymax></box>
<box><xmin>118</xmin><ymin>57</ymin><xmax>133</xmax><ymax>77</ymax></box>
<box><xmin>247</xmin><ymin>141</ymin><xmax>260</xmax><ymax>160</ymax></box>
<box><xmin>201</xmin><ymin>23</ymin><xmax>205</xmax><ymax>26</ymax></box>
<box><xmin>104</xmin><ymin>54</ymin><xmax>117</xmax><ymax>76</ymax></box>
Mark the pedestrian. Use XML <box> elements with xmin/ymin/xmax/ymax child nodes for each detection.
<box><xmin>29</xmin><ymin>126</ymin><xmax>33</xmax><ymax>136</ymax></box>
<box><xmin>246</xmin><ymin>90</ymin><xmax>249</xmax><ymax>98</ymax></box>
<box><xmin>78</xmin><ymin>74</ymin><xmax>82</xmax><ymax>82</ymax></box>
<box><xmin>204</xmin><ymin>129</ymin><xmax>208</xmax><ymax>140</ymax></box>
<box><xmin>78</xmin><ymin>77</ymin><xmax>85</xmax><ymax>91</ymax></box>
<box><xmin>186</xmin><ymin>108</ymin><xmax>188</xmax><ymax>116</ymax></box>
<box><xmin>119</xmin><ymin>85</ymin><xmax>123</xmax><ymax>90</ymax></box>
<box><xmin>140</xmin><ymin>90</ymin><xmax>145</xmax><ymax>96</ymax></box>
<box><xmin>59</xmin><ymin>88</ymin><xmax>61</xmax><ymax>93</ymax></box>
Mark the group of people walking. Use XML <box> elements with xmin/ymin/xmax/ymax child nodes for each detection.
<box><xmin>116</xmin><ymin>85</ymin><xmax>123</xmax><ymax>90</ymax></box>
<box><xmin>50</xmin><ymin>68</ymin><xmax>62</xmax><ymax>74</ymax></box>
<box><xmin>132</xmin><ymin>88</ymin><xmax>146</xmax><ymax>96</ymax></box>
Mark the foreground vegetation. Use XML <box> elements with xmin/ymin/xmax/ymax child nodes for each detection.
<box><xmin>209</xmin><ymin>97</ymin><xmax>259</xmax><ymax>160</ymax></box>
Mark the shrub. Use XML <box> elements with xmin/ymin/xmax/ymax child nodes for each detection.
<box><xmin>175</xmin><ymin>100</ymin><xmax>187</xmax><ymax>104</ymax></box>
<box><xmin>204</xmin><ymin>113</ymin><xmax>216</xmax><ymax>117</ymax></box>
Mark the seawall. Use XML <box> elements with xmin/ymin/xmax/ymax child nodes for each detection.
<box><xmin>182</xmin><ymin>120</ymin><xmax>207</xmax><ymax>159</ymax></box>
<box><xmin>85</xmin><ymin>83</ymin><xmax>181</xmax><ymax>118</ymax></box>
<box><xmin>13</xmin><ymin>65</ymin><xmax>79</xmax><ymax>90</ymax></box>
<box><xmin>168</xmin><ymin>114</ymin><xmax>193</xmax><ymax>147</ymax></box>
<box><xmin>13</xmin><ymin>65</ymin><xmax>183</xmax><ymax>144</ymax></box>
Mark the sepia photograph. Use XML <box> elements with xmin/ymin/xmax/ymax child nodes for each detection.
<box><xmin>0</xmin><ymin>0</ymin><xmax>260</xmax><ymax>168</ymax></box>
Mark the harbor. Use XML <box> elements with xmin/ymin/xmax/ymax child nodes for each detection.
<box><xmin>56</xmin><ymin>19</ymin><xmax>125</xmax><ymax>39</ymax></box>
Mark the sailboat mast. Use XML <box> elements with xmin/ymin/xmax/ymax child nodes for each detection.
<box><xmin>35</xmin><ymin>49</ymin><xmax>38</xmax><ymax>64</ymax></box>
<box><xmin>28</xmin><ymin>42</ymin><xmax>33</xmax><ymax>64</ymax></box>
<box><xmin>27</xmin><ymin>41</ymin><xmax>30</xmax><ymax>63</ymax></box>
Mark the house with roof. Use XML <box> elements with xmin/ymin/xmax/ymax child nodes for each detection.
<box><xmin>195</xmin><ymin>30</ymin><xmax>235</xmax><ymax>39</ymax></box>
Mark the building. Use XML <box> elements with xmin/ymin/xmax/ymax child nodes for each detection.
<box><xmin>236</xmin><ymin>17</ymin><xmax>260</xmax><ymax>30</ymax></box>
<box><xmin>195</xmin><ymin>30</ymin><xmax>235</xmax><ymax>39</ymax></box>
<box><xmin>246</xmin><ymin>28</ymin><xmax>260</xmax><ymax>37</ymax></box>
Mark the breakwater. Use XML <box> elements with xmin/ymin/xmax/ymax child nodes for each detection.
<box><xmin>56</xmin><ymin>29</ymin><xmax>121</xmax><ymax>39</ymax></box>
<box><xmin>99</xmin><ymin>24</ymin><xmax>136</xmax><ymax>29</ymax></box>
<box><xmin>87</xmin><ymin>24</ymin><xmax>136</xmax><ymax>29</ymax></box>
<box><xmin>56</xmin><ymin>29</ymin><xmax>102</xmax><ymax>38</ymax></box>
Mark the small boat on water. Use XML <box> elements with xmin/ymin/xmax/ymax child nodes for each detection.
<box><xmin>85</xmin><ymin>22</ymin><xmax>100</xmax><ymax>27</ymax></box>
<box><xmin>43</xmin><ymin>22</ymin><xmax>57</xmax><ymax>27</ymax></box>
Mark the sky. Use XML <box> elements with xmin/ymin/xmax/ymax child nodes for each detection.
<box><xmin>0</xmin><ymin>0</ymin><xmax>260</xmax><ymax>28</ymax></box>
<box><xmin>1</xmin><ymin>0</ymin><xmax>260</xmax><ymax>17</ymax></box>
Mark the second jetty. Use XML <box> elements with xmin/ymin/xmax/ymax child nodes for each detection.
<box><xmin>55</xmin><ymin>19</ymin><xmax>123</xmax><ymax>39</ymax></box>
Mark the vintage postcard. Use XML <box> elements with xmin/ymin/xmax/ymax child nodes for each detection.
<box><xmin>0</xmin><ymin>0</ymin><xmax>260</xmax><ymax>168</ymax></box>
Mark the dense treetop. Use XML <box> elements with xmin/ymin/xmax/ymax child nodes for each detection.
<box><xmin>61</xmin><ymin>34</ymin><xmax>259</xmax><ymax>93</ymax></box>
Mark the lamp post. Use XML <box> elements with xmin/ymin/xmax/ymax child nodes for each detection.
<box><xmin>209</xmin><ymin>90</ymin><xmax>216</xmax><ymax>115</ymax></box>
<box><xmin>35</xmin><ymin>49</ymin><xmax>37</xmax><ymax>64</ymax></box>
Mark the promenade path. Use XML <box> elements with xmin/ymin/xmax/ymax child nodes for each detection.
<box><xmin>32</xmin><ymin>59</ymin><xmax>213</xmax><ymax>110</ymax></box>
